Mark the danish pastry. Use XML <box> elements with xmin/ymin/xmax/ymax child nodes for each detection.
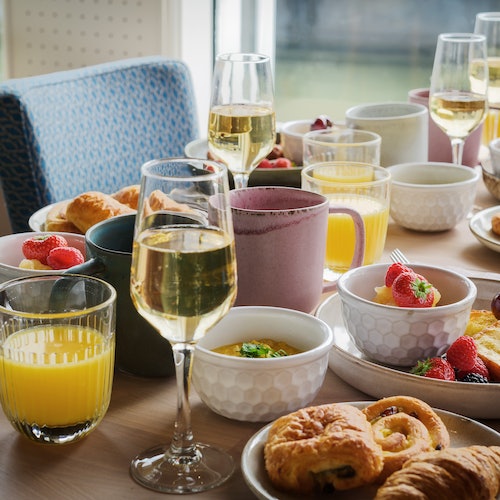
<box><xmin>65</xmin><ymin>191</ymin><xmax>135</xmax><ymax>233</ymax></box>
<box><xmin>375</xmin><ymin>445</ymin><xmax>500</xmax><ymax>500</ymax></box>
<box><xmin>492</xmin><ymin>213</ymin><xmax>500</xmax><ymax>236</ymax></box>
<box><xmin>264</xmin><ymin>403</ymin><xmax>383</xmax><ymax>495</ymax></box>
<box><xmin>362</xmin><ymin>396</ymin><xmax>450</xmax><ymax>480</ymax></box>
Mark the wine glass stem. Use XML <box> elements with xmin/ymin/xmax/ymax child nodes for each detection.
<box><xmin>170</xmin><ymin>343</ymin><xmax>197</xmax><ymax>459</ymax></box>
<box><xmin>451</xmin><ymin>137</ymin><xmax>465</xmax><ymax>165</ymax></box>
<box><xmin>232</xmin><ymin>173</ymin><xmax>250</xmax><ymax>190</ymax></box>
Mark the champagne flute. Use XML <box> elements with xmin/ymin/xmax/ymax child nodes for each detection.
<box><xmin>208</xmin><ymin>53</ymin><xmax>276</xmax><ymax>189</ymax></box>
<box><xmin>129</xmin><ymin>158</ymin><xmax>237</xmax><ymax>494</ymax></box>
<box><xmin>429</xmin><ymin>33</ymin><xmax>488</xmax><ymax>165</ymax></box>
<box><xmin>475</xmin><ymin>12</ymin><xmax>500</xmax><ymax>143</ymax></box>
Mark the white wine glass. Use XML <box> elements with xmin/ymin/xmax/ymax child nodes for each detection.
<box><xmin>208</xmin><ymin>53</ymin><xmax>276</xmax><ymax>189</ymax></box>
<box><xmin>429</xmin><ymin>33</ymin><xmax>488</xmax><ymax>165</ymax></box>
<box><xmin>129</xmin><ymin>158</ymin><xmax>237</xmax><ymax>494</ymax></box>
<box><xmin>475</xmin><ymin>12</ymin><xmax>500</xmax><ymax>143</ymax></box>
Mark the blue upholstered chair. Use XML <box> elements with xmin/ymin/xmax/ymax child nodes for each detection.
<box><xmin>0</xmin><ymin>56</ymin><xmax>199</xmax><ymax>232</ymax></box>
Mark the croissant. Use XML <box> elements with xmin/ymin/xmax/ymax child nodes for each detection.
<box><xmin>264</xmin><ymin>403</ymin><xmax>383</xmax><ymax>495</ymax></box>
<box><xmin>65</xmin><ymin>191</ymin><xmax>135</xmax><ymax>233</ymax></box>
<box><xmin>375</xmin><ymin>445</ymin><xmax>500</xmax><ymax>500</ymax></box>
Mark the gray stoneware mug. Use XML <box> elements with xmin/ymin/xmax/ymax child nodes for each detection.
<box><xmin>69</xmin><ymin>213</ymin><xmax>174</xmax><ymax>377</ymax></box>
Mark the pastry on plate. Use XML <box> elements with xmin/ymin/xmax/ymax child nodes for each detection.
<box><xmin>264</xmin><ymin>403</ymin><xmax>383</xmax><ymax>495</ymax></box>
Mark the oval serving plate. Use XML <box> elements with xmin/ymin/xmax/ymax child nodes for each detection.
<box><xmin>469</xmin><ymin>205</ymin><xmax>500</xmax><ymax>254</ymax></box>
<box><xmin>241</xmin><ymin>401</ymin><xmax>500</xmax><ymax>500</ymax></box>
<box><xmin>184</xmin><ymin>138</ymin><xmax>302</xmax><ymax>188</ymax></box>
<box><xmin>316</xmin><ymin>277</ymin><xmax>500</xmax><ymax>419</ymax></box>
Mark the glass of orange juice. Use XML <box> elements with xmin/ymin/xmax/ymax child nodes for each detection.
<box><xmin>0</xmin><ymin>274</ymin><xmax>116</xmax><ymax>444</ymax></box>
<box><xmin>301</xmin><ymin>161</ymin><xmax>391</xmax><ymax>278</ymax></box>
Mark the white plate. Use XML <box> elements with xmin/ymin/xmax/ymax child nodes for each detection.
<box><xmin>28</xmin><ymin>201</ymin><xmax>70</xmax><ymax>232</ymax></box>
<box><xmin>315</xmin><ymin>277</ymin><xmax>500</xmax><ymax>419</ymax></box>
<box><xmin>469</xmin><ymin>205</ymin><xmax>500</xmax><ymax>253</ymax></box>
<box><xmin>241</xmin><ymin>401</ymin><xmax>500</xmax><ymax>500</ymax></box>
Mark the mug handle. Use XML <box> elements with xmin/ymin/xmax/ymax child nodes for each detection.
<box><xmin>64</xmin><ymin>257</ymin><xmax>106</xmax><ymax>277</ymax></box>
<box><xmin>322</xmin><ymin>206</ymin><xmax>365</xmax><ymax>293</ymax></box>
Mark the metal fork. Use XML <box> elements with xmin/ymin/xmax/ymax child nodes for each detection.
<box><xmin>390</xmin><ymin>248</ymin><xmax>410</xmax><ymax>264</ymax></box>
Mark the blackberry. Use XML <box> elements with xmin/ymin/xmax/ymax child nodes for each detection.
<box><xmin>460</xmin><ymin>373</ymin><xmax>489</xmax><ymax>383</ymax></box>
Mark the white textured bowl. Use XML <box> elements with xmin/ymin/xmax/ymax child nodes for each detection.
<box><xmin>386</xmin><ymin>162</ymin><xmax>480</xmax><ymax>231</ymax></box>
<box><xmin>337</xmin><ymin>263</ymin><xmax>477</xmax><ymax>367</ymax></box>
<box><xmin>280</xmin><ymin>119</ymin><xmax>313</xmax><ymax>165</ymax></box>
<box><xmin>489</xmin><ymin>137</ymin><xmax>500</xmax><ymax>177</ymax></box>
<box><xmin>192</xmin><ymin>306</ymin><xmax>333</xmax><ymax>422</ymax></box>
<box><xmin>0</xmin><ymin>232</ymin><xmax>86</xmax><ymax>283</ymax></box>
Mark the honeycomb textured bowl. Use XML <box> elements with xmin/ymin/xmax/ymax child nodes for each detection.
<box><xmin>337</xmin><ymin>263</ymin><xmax>477</xmax><ymax>367</ymax></box>
<box><xmin>482</xmin><ymin>164</ymin><xmax>500</xmax><ymax>202</ymax></box>
<box><xmin>386</xmin><ymin>162</ymin><xmax>480</xmax><ymax>232</ymax></box>
<box><xmin>192</xmin><ymin>306</ymin><xmax>333</xmax><ymax>422</ymax></box>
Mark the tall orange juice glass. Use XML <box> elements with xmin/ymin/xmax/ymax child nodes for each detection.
<box><xmin>302</xmin><ymin>162</ymin><xmax>391</xmax><ymax>277</ymax></box>
<box><xmin>0</xmin><ymin>274</ymin><xmax>116</xmax><ymax>444</ymax></box>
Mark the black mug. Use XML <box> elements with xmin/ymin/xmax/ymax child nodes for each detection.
<box><xmin>70</xmin><ymin>214</ymin><xmax>174</xmax><ymax>377</ymax></box>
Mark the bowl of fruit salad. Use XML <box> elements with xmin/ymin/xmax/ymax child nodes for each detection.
<box><xmin>336</xmin><ymin>262</ymin><xmax>477</xmax><ymax>367</ymax></box>
<box><xmin>0</xmin><ymin>232</ymin><xmax>86</xmax><ymax>283</ymax></box>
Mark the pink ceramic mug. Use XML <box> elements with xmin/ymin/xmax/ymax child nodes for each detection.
<box><xmin>229</xmin><ymin>187</ymin><xmax>365</xmax><ymax>312</ymax></box>
<box><xmin>408</xmin><ymin>88</ymin><xmax>483</xmax><ymax>167</ymax></box>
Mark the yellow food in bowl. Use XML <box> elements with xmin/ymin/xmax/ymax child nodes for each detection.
<box><xmin>212</xmin><ymin>339</ymin><xmax>301</xmax><ymax>358</ymax></box>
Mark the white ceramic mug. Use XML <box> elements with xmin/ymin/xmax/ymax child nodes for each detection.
<box><xmin>345</xmin><ymin>102</ymin><xmax>428</xmax><ymax>167</ymax></box>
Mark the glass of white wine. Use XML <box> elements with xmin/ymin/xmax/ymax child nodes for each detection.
<box><xmin>208</xmin><ymin>52</ymin><xmax>276</xmax><ymax>189</ymax></box>
<box><xmin>429</xmin><ymin>33</ymin><xmax>488</xmax><ymax>165</ymax></box>
<box><xmin>475</xmin><ymin>12</ymin><xmax>500</xmax><ymax>144</ymax></box>
<box><xmin>129</xmin><ymin>158</ymin><xmax>237</xmax><ymax>494</ymax></box>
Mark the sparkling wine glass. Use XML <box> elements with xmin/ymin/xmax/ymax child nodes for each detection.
<box><xmin>429</xmin><ymin>33</ymin><xmax>488</xmax><ymax>165</ymax></box>
<box><xmin>129</xmin><ymin>158</ymin><xmax>237</xmax><ymax>494</ymax></box>
<box><xmin>475</xmin><ymin>12</ymin><xmax>500</xmax><ymax>143</ymax></box>
<box><xmin>208</xmin><ymin>53</ymin><xmax>276</xmax><ymax>189</ymax></box>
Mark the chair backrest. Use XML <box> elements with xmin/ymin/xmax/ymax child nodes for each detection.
<box><xmin>0</xmin><ymin>56</ymin><xmax>199</xmax><ymax>232</ymax></box>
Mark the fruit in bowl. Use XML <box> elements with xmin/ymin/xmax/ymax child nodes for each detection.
<box><xmin>336</xmin><ymin>263</ymin><xmax>477</xmax><ymax>367</ymax></box>
<box><xmin>0</xmin><ymin>232</ymin><xmax>86</xmax><ymax>283</ymax></box>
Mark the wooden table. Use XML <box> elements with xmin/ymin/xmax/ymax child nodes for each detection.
<box><xmin>1</xmin><ymin>169</ymin><xmax>499</xmax><ymax>499</ymax></box>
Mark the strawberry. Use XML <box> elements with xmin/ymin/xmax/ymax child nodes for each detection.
<box><xmin>385</xmin><ymin>262</ymin><xmax>412</xmax><ymax>287</ymax></box>
<box><xmin>273</xmin><ymin>157</ymin><xmax>293</xmax><ymax>169</ymax></box>
<box><xmin>445</xmin><ymin>335</ymin><xmax>478</xmax><ymax>371</ymax></box>
<box><xmin>310</xmin><ymin>115</ymin><xmax>333</xmax><ymax>131</ymax></box>
<box><xmin>391</xmin><ymin>271</ymin><xmax>435</xmax><ymax>308</ymax></box>
<box><xmin>455</xmin><ymin>356</ymin><xmax>490</xmax><ymax>382</ymax></box>
<box><xmin>258</xmin><ymin>158</ymin><xmax>273</xmax><ymax>169</ymax></box>
<box><xmin>46</xmin><ymin>246</ymin><xmax>84</xmax><ymax>270</ymax></box>
<box><xmin>22</xmin><ymin>234</ymin><xmax>68</xmax><ymax>265</ymax></box>
<box><xmin>411</xmin><ymin>357</ymin><xmax>455</xmax><ymax>381</ymax></box>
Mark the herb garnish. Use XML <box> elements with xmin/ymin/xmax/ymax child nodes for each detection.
<box><xmin>239</xmin><ymin>342</ymin><xmax>288</xmax><ymax>358</ymax></box>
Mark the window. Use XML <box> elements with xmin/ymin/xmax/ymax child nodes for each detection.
<box><xmin>215</xmin><ymin>0</ymin><xmax>500</xmax><ymax>124</ymax></box>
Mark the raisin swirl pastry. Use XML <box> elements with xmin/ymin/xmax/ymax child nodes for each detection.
<box><xmin>375</xmin><ymin>446</ymin><xmax>500</xmax><ymax>500</ymax></box>
<box><xmin>264</xmin><ymin>403</ymin><xmax>384</xmax><ymax>495</ymax></box>
<box><xmin>362</xmin><ymin>396</ymin><xmax>450</xmax><ymax>480</ymax></box>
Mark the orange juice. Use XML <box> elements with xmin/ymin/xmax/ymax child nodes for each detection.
<box><xmin>0</xmin><ymin>325</ymin><xmax>114</xmax><ymax>428</ymax></box>
<box><xmin>482</xmin><ymin>109</ymin><xmax>500</xmax><ymax>145</ymax></box>
<box><xmin>326</xmin><ymin>194</ymin><xmax>389</xmax><ymax>273</ymax></box>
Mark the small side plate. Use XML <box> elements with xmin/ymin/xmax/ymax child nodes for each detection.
<box><xmin>469</xmin><ymin>205</ymin><xmax>500</xmax><ymax>253</ymax></box>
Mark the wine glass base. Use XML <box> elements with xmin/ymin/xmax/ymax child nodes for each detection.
<box><xmin>130</xmin><ymin>442</ymin><xmax>234</xmax><ymax>494</ymax></box>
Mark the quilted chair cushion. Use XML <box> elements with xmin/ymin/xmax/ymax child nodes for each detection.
<box><xmin>0</xmin><ymin>56</ymin><xmax>199</xmax><ymax>232</ymax></box>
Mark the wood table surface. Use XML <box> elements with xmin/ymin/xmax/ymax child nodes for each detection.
<box><xmin>1</xmin><ymin>168</ymin><xmax>500</xmax><ymax>499</ymax></box>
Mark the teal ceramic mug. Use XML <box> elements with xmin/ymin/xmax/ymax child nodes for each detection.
<box><xmin>69</xmin><ymin>214</ymin><xmax>174</xmax><ymax>377</ymax></box>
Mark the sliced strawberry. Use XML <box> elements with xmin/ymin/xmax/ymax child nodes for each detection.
<box><xmin>411</xmin><ymin>357</ymin><xmax>455</xmax><ymax>381</ymax></box>
<box><xmin>46</xmin><ymin>246</ymin><xmax>84</xmax><ymax>270</ymax></box>
<box><xmin>22</xmin><ymin>234</ymin><xmax>68</xmax><ymax>264</ymax></box>
<box><xmin>391</xmin><ymin>271</ymin><xmax>435</xmax><ymax>308</ymax></box>
<box><xmin>446</xmin><ymin>335</ymin><xmax>478</xmax><ymax>371</ymax></box>
<box><xmin>310</xmin><ymin>115</ymin><xmax>333</xmax><ymax>131</ymax></box>
<box><xmin>385</xmin><ymin>262</ymin><xmax>412</xmax><ymax>287</ymax></box>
